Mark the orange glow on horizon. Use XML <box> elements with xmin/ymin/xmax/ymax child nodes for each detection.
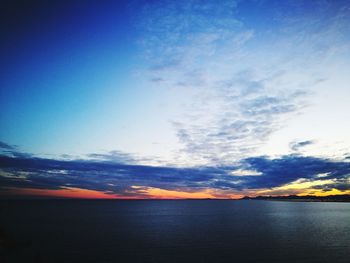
<box><xmin>3</xmin><ymin>186</ymin><xmax>244</xmax><ymax>199</ymax></box>
<box><xmin>131</xmin><ymin>186</ymin><xmax>243</xmax><ymax>199</ymax></box>
<box><xmin>2</xmin><ymin>186</ymin><xmax>349</xmax><ymax>199</ymax></box>
<box><xmin>4</xmin><ymin>187</ymin><xmax>134</xmax><ymax>199</ymax></box>
<box><xmin>142</xmin><ymin>187</ymin><xmax>216</xmax><ymax>199</ymax></box>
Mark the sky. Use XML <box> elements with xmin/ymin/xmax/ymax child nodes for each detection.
<box><xmin>1</xmin><ymin>0</ymin><xmax>350</xmax><ymax>199</ymax></box>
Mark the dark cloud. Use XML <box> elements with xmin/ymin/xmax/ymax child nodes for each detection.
<box><xmin>150</xmin><ymin>77</ymin><xmax>165</xmax><ymax>83</ymax></box>
<box><xmin>0</xmin><ymin>155</ymin><xmax>227</xmax><ymax>195</ymax></box>
<box><xmin>314</xmin><ymin>182</ymin><xmax>350</xmax><ymax>192</ymax></box>
<box><xmin>242</xmin><ymin>155</ymin><xmax>350</xmax><ymax>189</ymax></box>
<box><xmin>289</xmin><ymin>140</ymin><xmax>315</xmax><ymax>151</ymax></box>
<box><xmin>0</xmin><ymin>141</ymin><xmax>14</xmax><ymax>150</ymax></box>
<box><xmin>1</xmin><ymin>153</ymin><xmax>349</xmax><ymax>197</ymax></box>
<box><xmin>0</xmin><ymin>141</ymin><xmax>32</xmax><ymax>158</ymax></box>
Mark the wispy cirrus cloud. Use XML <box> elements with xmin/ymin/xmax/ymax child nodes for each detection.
<box><xmin>133</xmin><ymin>0</ymin><xmax>350</xmax><ymax>166</ymax></box>
<box><xmin>86</xmin><ymin>150</ymin><xmax>137</xmax><ymax>164</ymax></box>
<box><xmin>170</xmin><ymin>75</ymin><xmax>307</xmax><ymax>166</ymax></box>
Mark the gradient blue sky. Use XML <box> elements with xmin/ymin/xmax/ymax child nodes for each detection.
<box><xmin>1</xmin><ymin>0</ymin><xmax>350</xmax><ymax>198</ymax></box>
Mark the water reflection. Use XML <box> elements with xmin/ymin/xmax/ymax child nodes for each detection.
<box><xmin>1</xmin><ymin>200</ymin><xmax>349</xmax><ymax>263</ymax></box>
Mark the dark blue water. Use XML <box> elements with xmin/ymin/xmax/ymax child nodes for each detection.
<box><xmin>1</xmin><ymin>200</ymin><xmax>349</xmax><ymax>263</ymax></box>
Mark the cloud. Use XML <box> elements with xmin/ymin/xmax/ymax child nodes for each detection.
<box><xmin>135</xmin><ymin>0</ymin><xmax>342</xmax><ymax>166</ymax></box>
<box><xmin>242</xmin><ymin>155</ymin><xmax>350</xmax><ymax>189</ymax></box>
<box><xmin>150</xmin><ymin>77</ymin><xmax>165</xmax><ymax>83</ymax></box>
<box><xmin>313</xmin><ymin>181</ymin><xmax>350</xmax><ymax>192</ymax></box>
<box><xmin>1</xmin><ymin>152</ymin><xmax>349</xmax><ymax>197</ymax></box>
<box><xmin>171</xmin><ymin>79</ymin><xmax>307</xmax><ymax>165</ymax></box>
<box><xmin>128</xmin><ymin>0</ymin><xmax>350</xmax><ymax>168</ymax></box>
<box><xmin>289</xmin><ymin>140</ymin><xmax>315</xmax><ymax>151</ymax></box>
<box><xmin>0</xmin><ymin>154</ymin><xmax>228</xmax><ymax>196</ymax></box>
<box><xmin>0</xmin><ymin>141</ymin><xmax>14</xmax><ymax>150</ymax></box>
<box><xmin>0</xmin><ymin>141</ymin><xmax>32</xmax><ymax>158</ymax></box>
<box><xmin>86</xmin><ymin>150</ymin><xmax>136</xmax><ymax>164</ymax></box>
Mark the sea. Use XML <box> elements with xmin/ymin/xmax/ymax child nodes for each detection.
<box><xmin>1</xmin><ymin>200</ymin><xmax>349</xmax><ymax>263</ymax></box>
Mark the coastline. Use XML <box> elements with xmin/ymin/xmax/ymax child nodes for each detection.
<box><xmin>241</xmin><ymin>194</ymin><xmax>350</xmax><ymax>203</ymax></box>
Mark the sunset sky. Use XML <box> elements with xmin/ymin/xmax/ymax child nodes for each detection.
<box><xmin>1</xmin><ymin>0</ymin><xmax>350</xmax><ymax>199</ymax></box>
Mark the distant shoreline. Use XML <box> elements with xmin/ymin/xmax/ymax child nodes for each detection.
<box><xmin>240</xmin><ymin>194</ymin><xmax>350</xmax><ymax>203</ymax></box>
<box><xmin>0</xmin><ymin>195</ymin><xmax>350</xmax><ymax>202</ymax></box>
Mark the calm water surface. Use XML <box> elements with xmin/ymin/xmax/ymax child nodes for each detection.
<box><xmin>1</xmin><ymin>200</ymin><xmax>349</xmax><ymax>263</ymax></box>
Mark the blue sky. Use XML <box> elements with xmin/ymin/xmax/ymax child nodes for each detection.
<box><xmin>1</xmin><ymin>0</ymin><xmax>350</xmax><ymax>198</ymax></box>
